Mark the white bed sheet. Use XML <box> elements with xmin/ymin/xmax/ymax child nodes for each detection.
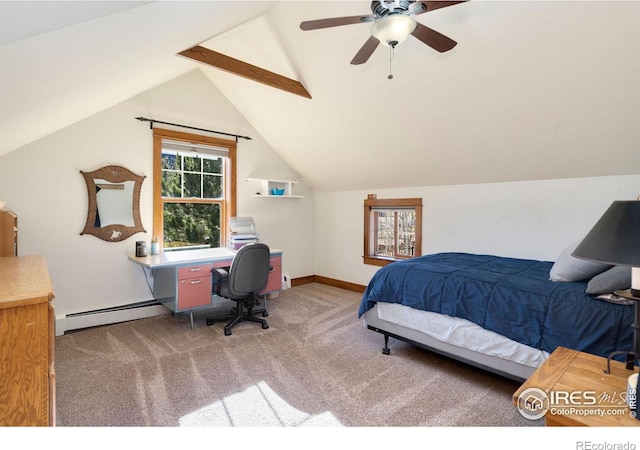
<box><xmin>376</xmin><ymin>302</ymin><xmax>549</xmax><ymax>369</ymax></box>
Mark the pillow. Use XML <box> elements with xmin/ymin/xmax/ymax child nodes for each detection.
<box><xmin>549</xmin><ymin>240</ymin><xmax>612</xmax><ymax>282</ymax></box>
<box><xmin>586</xmin><ymin>265</ymin><xmax>632</xmax><ymax>295</ymax></box>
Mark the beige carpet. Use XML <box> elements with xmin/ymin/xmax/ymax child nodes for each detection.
<box><xmin>54</xmin><ymin>283</ymin><xmax>540</xmax><ymax>427</ymax></box>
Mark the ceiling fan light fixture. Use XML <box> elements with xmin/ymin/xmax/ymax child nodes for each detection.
<box><xmin>371</xmin><ymin>14</ymin><xmax>417</xmax><ymax>47</ymax></box>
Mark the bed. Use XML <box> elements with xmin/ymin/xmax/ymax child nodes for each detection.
<box><xmin>359</xmin><ymin>252</ymin><xmax>635</xmax><ymax>382</ymax></box>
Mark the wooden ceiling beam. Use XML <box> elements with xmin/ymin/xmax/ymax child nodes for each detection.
<box><xmin>178</xmin><ymin>46</ymin><xmax>311</xmax><ymax>99</ymax></box>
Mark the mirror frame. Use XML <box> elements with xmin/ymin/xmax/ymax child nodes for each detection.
<box><xmin>80</xmin><ymin>165</ymin><xmax>146</xmax><ymax>242</ymax></box>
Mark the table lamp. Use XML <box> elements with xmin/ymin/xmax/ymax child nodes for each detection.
<box><xmin>572</xmin><ymin>199</ymin><xmax>639</xmax><ymax>417</ymax></box>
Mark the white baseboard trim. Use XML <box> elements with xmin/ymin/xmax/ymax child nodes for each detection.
<box><xmin>55</xmin><ymin>303</ymin><xmax>170</xmax><ymax>336</ymax></box>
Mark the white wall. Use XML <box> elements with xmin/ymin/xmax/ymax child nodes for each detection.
<box><xmin>314</xmin><ymin>175</ymin><xmax>640</xmax><ymax>287</ymax></box>
<box><xmin>0</xmin><ymin>69</ymin><xmax>315</xmax><ymax>322</ymax></box>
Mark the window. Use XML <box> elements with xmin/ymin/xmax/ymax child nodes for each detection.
<box><xmin>363</xmin><ymin>194</ymin><xmax>422</xmax><ymax>266</ymax></box>
<box><xmin>153</xmin><ymin>128</ymin><xmax>236</xmax><ymax>252</ymax></box>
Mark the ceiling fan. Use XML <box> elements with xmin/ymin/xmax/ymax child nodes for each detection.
<box><xmin>300</xmin><ymin>1</ymin><xmax>469</xmax><ymax>65</ymax></box>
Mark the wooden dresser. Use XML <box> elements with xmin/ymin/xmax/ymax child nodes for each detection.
<box><xmin>0</xmin><ymin>210</ymin><xmax>18</xmax><ymax>257</ymax></box>
<box><xmin>0</xmin><ymin>255</ymin><xmax>56</xmax><ymax>426</ymax></box>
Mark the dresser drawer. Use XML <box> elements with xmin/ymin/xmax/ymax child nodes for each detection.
<box><xmin>178</xmin><ymin>263</ymin><xmax>212</xmax><ymax>280</ymax></box>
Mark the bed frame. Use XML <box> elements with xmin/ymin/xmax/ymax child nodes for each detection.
<box><xmin>362</xmin><ymin>304</ymin><xmax>538</xmax><ymax>383</ymax></box>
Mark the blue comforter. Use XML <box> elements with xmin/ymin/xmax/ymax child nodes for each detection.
<box><xmin>359</xmin><ymin>253</ymin><xmax>635</xmax><ymax>359</ymax></box>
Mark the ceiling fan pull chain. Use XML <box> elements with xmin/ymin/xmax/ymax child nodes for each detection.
<box><xmin>388</xmin><ymin>46</ymin><xmax>394</xmax><ymax>80</ymax></box>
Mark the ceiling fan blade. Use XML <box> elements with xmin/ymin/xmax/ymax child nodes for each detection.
<box><xmin>411</xmin><ymin>22</ymin><xmax>457</xmax><ymax>53</ymax></box>
<box><xmin>300</xmin><ymin>15</ymin><xmax>374</xmax><ymax>31</ymax></box>
<box><xmin>350</xmin><ymin>36</ymin><xmax>380</xmax><ymax>65</ymax></box>
<box><xmin>413</xmin><ymin>1</ymin><xmax>470</xmax><ymax>15</ymax></box>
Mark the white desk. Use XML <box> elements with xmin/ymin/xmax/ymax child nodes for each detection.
<box><xmin>129</xmin><ymin>247</ymin><xmax>283</xmax><ymax>329</ymax></box>
<box><xmin>129</xmin><ymin>247</ymin><xmax>238</xmax><ymax>269</ymax></box>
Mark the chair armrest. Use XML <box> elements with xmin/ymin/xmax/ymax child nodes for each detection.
<box><xmin>212</xmin><ymin>267</ymin><xmax>229</xmax><ymax>278</ymax></box>
<box><xmin>212</xmin><ymin>267</ymin><xmax>229</xmax><ymax>296</ymax></box>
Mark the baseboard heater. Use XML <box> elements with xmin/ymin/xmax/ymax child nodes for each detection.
<box><xmin>56</xmin><ymin>300</ymin><xmax>170</xmax><ymax>336</ymax></box>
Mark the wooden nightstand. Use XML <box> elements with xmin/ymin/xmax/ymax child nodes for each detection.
<box><xmin>513</xmin><ymin>346</ymin><xmax>639</xmax><ymax>426</ymax></box>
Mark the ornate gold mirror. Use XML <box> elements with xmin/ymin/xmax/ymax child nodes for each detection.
<box><xmin>80</xmin><ymin>165</ymin><xmax>146</xmax><ymax>242</ymax></box>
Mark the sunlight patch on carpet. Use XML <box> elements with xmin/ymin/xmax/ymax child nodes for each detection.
<box><xmin>179</xmin><ymin>381</ymin><xmax>342</xmax><ymax>427</ymax></box>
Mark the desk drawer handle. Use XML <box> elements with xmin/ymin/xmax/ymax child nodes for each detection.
<box><xmin>190</xmin><ymin>268</ymin><xmax>202</xmax><ymax>272</ymax></box>
<box><xmin>190</xmin><ymin>280</ymin><xmax>202</xmax><ymax>285</ymax></box>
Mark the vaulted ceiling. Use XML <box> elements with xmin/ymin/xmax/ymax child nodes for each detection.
<box><xmin>1</xmin><ymin>1</ymin><xmax>639</xmax><ymax>192</ymax></box>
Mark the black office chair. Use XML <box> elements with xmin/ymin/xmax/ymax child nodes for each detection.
<box><xmin>206</xmin><ymin>243</ymin><xmax>271</xmax><ymax>335</ymax></box>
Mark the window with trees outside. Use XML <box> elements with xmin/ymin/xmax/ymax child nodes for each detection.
<box><xmin>363</xmin><ymin>194</ymin><xmax>422</xmax><ymax>266</ymax></box>
<box><xmin>153</xmin><ymin>128</ymin><xmax>236</xmax><ymax>252</ymax></box>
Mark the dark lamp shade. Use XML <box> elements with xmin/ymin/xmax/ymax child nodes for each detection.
<box><xmin>572</xmin><ymin>200</ymin><xmax>640</xmax><ymax>266</ymax></box>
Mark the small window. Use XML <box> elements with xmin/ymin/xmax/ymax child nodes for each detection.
<box><xmin>363</xmin><ymin>194</ymin><xmax>422</xmax><ymax>266</ymax></box>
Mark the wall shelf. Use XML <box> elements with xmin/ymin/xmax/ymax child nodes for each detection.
<box><xmin>246</xmin><ymin>178</ymin><xmax>303</xmax><ymax>198</ymax></box>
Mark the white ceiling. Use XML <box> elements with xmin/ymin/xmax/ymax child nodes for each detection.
<box><xmin>1</xmin><ymin>1</ymin><xmax>639</xmax><ymax>192</ymax></box>
<box><xmin>0</xmin><ymin>1</ymin><xmax>153</xmax><ymax>45</ymax></box>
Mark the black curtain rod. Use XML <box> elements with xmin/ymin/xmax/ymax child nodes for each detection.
<box><xmin>135</xmin><ymin>117</ymin><xmax>252</xmax><ymax>141</ymax></box>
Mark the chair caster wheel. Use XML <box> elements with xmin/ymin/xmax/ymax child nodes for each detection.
<box><xmin>262</xmin><ymin>323</ymin><xmax>269</xmax><ymax>330</ymax></box>
<box><xmin>382</xmin><ymin>348</ymin><xmax>390</xmax><ymax>355</ymax></box>
<box><xmin>262</xmin><ymin>311</ymin><xmax>269</xmax><ymax>317</ymax></box>
<box><xmin>224</xmin><ymin>328</ymin><xmax>232</xmax><ymax>336</ymax></box>
<box><xmin>206</xmin><ymin>318</ymin><xmax>214</xmax><ymax>326</ymax></box>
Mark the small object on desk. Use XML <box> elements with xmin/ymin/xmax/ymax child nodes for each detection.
<box><xmin>229</xmin><ymin>216</ymin><xmax>259</xmax><ymax>250</ymax></box>
<box><xmin>136</xmin><ymin>240</ymin><xmax>147</xmax><ymax>257</ymax></box>
<box><xmin>150</xmin><ymin>237</ymin><xmax>159</xmax><ymax>255</ymax></box>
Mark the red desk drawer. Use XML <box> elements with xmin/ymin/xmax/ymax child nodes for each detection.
<box><xmin>178</xmin><ymin>264</ymin><xmax>212</xmax><ymax>280</ymax></box>
<box><xmin>177</xmin><ymin>275</ymin><xmax>212</xmax><ymax>310</ymax></box>
<box><xmin>261</xmin><ymin>255</ymin><xmax>282</xmax><ymax>294</ymax></box>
